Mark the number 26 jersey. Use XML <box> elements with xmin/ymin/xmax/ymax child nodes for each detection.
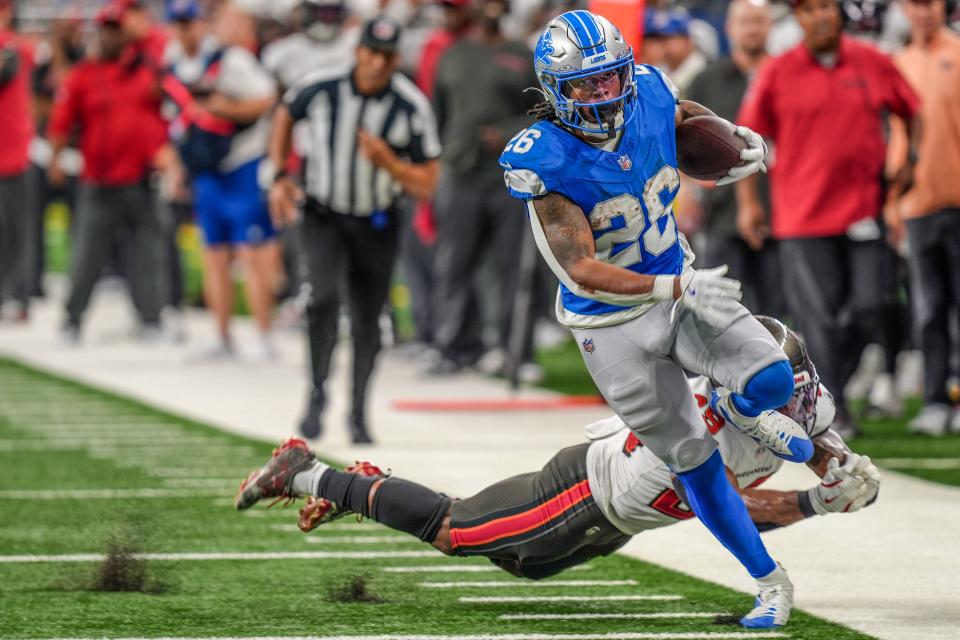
<box><xmin>499</xmin><ymin>64</ymin><xmax>687</xmax><ymax>328</ymax></box>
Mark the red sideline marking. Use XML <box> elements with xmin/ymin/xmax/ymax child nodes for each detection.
<box><xmin>392</xmin><ymin>396</ymin><xmax>606</xmax><ymax>412</ymax></box>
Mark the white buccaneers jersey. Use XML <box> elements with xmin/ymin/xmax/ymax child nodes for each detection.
<box><xmin>585</xmin><ymin>375</ymin><xmax>837</xmax><ymax>536</ymax></box>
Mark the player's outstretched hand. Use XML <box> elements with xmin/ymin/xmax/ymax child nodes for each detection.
<box><xmin>808</xmin><ymin>457</ymin><xmax>872</xmax><ymax>515</ymax></box>
<box><xmin>678</xmin><ymin>266</ymin><xmax>743</xmax><ymax>329</ymax></box>
<box><xmin>840</xmin><ymin>453</ymin><xmax>882</xmax><ymax>512</ymax></box>
<box><xmin>715</xmin><ymin>126</ymin><xmax>767</xmax><ymax>186</ymax></box>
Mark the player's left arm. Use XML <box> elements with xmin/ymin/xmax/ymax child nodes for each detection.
<box><xmin>728</xmin><ymin>467</ymin><xmax>809</xmax><ymax>530</ymax></box>
<box><xmin>736</xmin><ymin>431</ymin><xmax>882</xmax><ymax>531</ymax></box>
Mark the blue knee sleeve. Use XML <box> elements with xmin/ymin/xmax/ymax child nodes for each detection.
<box><xmin>677</xmin><ymin>450</ymin><xmax>776</xmax><ymax>579</ymax></box>
<box><xmin>731</xmin><ymin>360</ymin><xmax>794</xmax><ymax>418</ymax></box>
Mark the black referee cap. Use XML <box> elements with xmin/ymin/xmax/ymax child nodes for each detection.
<box><xmin>360</xmin><ymin>16</ymin><xmax>402</xmax><ymax>53</ymax></box>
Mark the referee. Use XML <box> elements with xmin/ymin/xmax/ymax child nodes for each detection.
<box><xmin>268</xmin><ymin>16</ymin><xmax>441</xmax><ymax>444</ymax></box>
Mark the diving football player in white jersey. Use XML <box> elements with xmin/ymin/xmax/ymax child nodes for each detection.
<box><xmin>238</xmin><ymin>318</ymin><xmax>881</xmax><ymax>626</ymax></box>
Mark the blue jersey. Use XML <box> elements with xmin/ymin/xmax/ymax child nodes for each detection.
<box><xmin>500</xmin><ymin>65</ymin><xmax>683</xmax><ymax>321</ymax></box>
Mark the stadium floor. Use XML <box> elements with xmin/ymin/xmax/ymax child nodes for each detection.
<box><xmin>0</xmin><ymin>281</ymin><xmax>958</xmax><ymax>639</ymax></box>
<box><xmin>0</xmin><ymin>358</ymin><xmax>871</xmax><ymax>640</ymax></box>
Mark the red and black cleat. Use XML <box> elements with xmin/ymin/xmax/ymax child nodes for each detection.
<box><xmin>296</xmin><ymin>460</ymin><xmax>390</xmax><ymax>532</ymax></box>
<box><xmin>235</xmin><ymin>438</ymin><xmax>317</xmax><ymax>510</ymax></box>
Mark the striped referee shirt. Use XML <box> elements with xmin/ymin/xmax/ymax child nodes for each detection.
<box><xmin>285</xmin><ymin>67</ymin><xmax>442</xmax><ymax>217</ymax></box>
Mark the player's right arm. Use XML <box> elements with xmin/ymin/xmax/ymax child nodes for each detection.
<box><xmin>530</xmin><ymin>193</ymin><xmax>742</xmax><ymax>324</ymax></box>
<box><xmin>530</xmin><ymin>192</ymin><xmax>678</xmax><ymax>302</ymax></box>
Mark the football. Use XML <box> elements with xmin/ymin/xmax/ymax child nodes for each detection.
<box><xmin>676</xmin><ymin>115</ymin><xmax>747</xmax><ymax>181</ymax></box>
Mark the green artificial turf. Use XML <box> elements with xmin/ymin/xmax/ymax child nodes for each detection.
<box><xmin>0</xmin><ymin>357</ymin><xmax>875</xmax><ymax>640</ymax></box>
<box><xmin>844</xmin><ymin>398</ymin><xmax>960</xmax><ymax>486</ymax></box>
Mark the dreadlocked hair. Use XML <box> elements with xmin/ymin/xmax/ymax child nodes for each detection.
<box><xmin>528</xmin><ymin>101</ymin><xmax>559</xmax><ymax>123</ymax></box>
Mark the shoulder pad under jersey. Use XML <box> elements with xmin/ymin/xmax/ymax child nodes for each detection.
<box><xmin>499</xmin><ymin>121</ymin><xmax>577</xmax><ymax>200</ymax></box>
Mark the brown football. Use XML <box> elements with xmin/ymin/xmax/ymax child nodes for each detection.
<box><xmin>676</xmin><ymin>115</ymin><xmax>747</xmax><ymax>181</ymax></box>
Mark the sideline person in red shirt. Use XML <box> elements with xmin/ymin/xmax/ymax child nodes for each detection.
<box><xmin>0</xmin><ymin>0</ymin><xmax>35</xmax><ymax>320</ymax></box>
<box><xmin>736</xmin><ymin>0</ymin><xmax>920</xmax><ymax>436</ymax></box>
<box><xmin>48</xmin><ymin>5</ymin><xmax>165</xmax><ymax>341</ymax></box>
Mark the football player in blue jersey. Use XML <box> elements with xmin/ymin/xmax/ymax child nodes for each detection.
<box><xmin>498</xmin><ymin>10</ymin><xmax>812</xmax><ymax>629</ymax></box>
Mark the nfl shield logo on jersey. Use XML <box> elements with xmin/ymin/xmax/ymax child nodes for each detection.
<box><xmin>618</xmin><ymin>154</ymin><xmax>632</xmax><ymax>171</ymax></box>
<box><xmin>582</xmin><ymin>338</ymin><xmax>595</xmax><ymax>354</ymax></box>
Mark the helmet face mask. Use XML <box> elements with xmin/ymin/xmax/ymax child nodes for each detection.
<box><xmin>559</xmin><ymin>63</ymin><xmax>634</xmax><ymax>130</ymax></box>
<box><xmin>534</xmin><ymin>11</ymin><xmax>637</xmax><ymax>136</ymax></box>
<box><xmin>780</xmin><ymin>363</ymin><xmax>820</xmax><ymax>434</ymax></box>
<box><xmin>754</xmin><ymin>315</ymin><xmax>821</xmax><ymax>436</ymax></box>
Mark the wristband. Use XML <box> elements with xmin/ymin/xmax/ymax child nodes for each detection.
<box><xmin>797</xmin><ymin>489</ymin><xmax>818</xmax><ymax>518</ymax></box>
<box><xmin>652</xmin><ymin>275</ymin><xmax>676</xmax><ymax>302</ymax></box>
<box><xmin>273</xmin><ymin>169</ymin><xmax>290</xmax><ymax>184</ymax></box>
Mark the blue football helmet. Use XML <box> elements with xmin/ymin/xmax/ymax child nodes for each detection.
<box><xmin>534</xmin><ymin>10</ymin><xmax>637</xmax><ymax>136</ymax></box>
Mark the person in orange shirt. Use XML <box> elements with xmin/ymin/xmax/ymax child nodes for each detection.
<box><xmin>887</xmin><ymin>0</ymin><xmax>960</xmax><ymax>436</ymax></box>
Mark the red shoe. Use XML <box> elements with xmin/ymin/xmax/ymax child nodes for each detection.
<box><xmin>296</xmin><ymin>460</ymin><xmax>389</xmax><ymax>532</ymax></box>
<box><xmin>235</xmin><ymin>438</ymin><xmax>316</xmax><ymax>510</ymax></box>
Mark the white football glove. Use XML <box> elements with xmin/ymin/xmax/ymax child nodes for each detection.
<box><xmin>676</xmin><ymin>266</ymin><xmax>743</xmax><ymax>329</ymax></box>
<box><xmin>807</xmin><ymin>457</ymin><xmax>870</xmax><ymax>515</ymax></box>
<box><xmin>840</xmin><ymin>453</ymin><xmax>882</xmax><ymax>512</ymax></box>
<box><xmin>715</xmin><ymin>126</ymin><xmax>768</xmax><ymax>186</ymax></box>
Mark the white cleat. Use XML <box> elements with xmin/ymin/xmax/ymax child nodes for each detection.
<box><xmin>712</xmin><ymin>389</ymin><xmax>813</xmax><ymax>463</ymax></box>
<box><xmin>908</xmin><ymin>404</ymin><xmax>951</xmax><ymax>437</ymax></box>
<box><xmin>741</xmin><ymin>563</ymin><xmax>794</xmax><ymax>629</ymax></box>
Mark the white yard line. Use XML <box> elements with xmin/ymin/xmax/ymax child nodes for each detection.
<box><xmin>0</xmin><ymin>438</ymin><xmax>217</xmax><ymax>451</ymax></box>
<box><xmin>10</xmin><ymin>423</ymin><xmax>184</xmax><ymax>430</ymax></box>
<box><xmin>499</xmin><ymin>613</ymin><xmax>722</xmax><ymax>621</ymax></box>
<box><xmin>32</xmin><ymin>634</ymin><xmax>786</xmax><ymax>640</ymax></box>
<box><xmin>270</xmin><ymin>523</ymin><xmax>389</xmax><ymax>532</ymax></box>
<box><xmin>459</xmin><ymin>595</ymin><xmax>684</xmax><ymax>603</ymax></box>
<box><xmin>383</xmin><ymin>565</ymin><xmax>592</xmax><ymax>574</ymax></box>
<box><xmin>148</xmin><ymin>468</ymin><xmax>245</xmax><ymax>478</ymax></box>
<box><xmin>161</xmin><ymin>479</ymin><xmax>238</xmax><ymax>488</ymax></box>
<box><xmin>876</xmin><ymin>458</ymin><xmax>960</xmax><ymax>470</ymax></box>
<box><xmin>304</xmin><ymin>536</ymin><xmax>421</xmax><ymax>544</ymax></box>
<box><xmin>0</xmin><ymin>488</ymin><xmax>228</xmax><ymax>499</ymax></box>
<box><xmin>421</xmin><ymin>580</ymin><xmax>638</xmax><ymax>589</ymax></box>
<box><xmin>0</xmin><ymin>550</ymin><xmax>442</xmax><ymax>564</ymax></box>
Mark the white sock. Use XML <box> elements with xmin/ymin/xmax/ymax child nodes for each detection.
<box><xmin>756</xmin><ymin>562</ymin><xmax>789</xmax><ymax>588</ymax></box>
<box><xmin>291</xmin><ymin>461</ymin><xmax>331</xmax><ymax>496</ymax></box>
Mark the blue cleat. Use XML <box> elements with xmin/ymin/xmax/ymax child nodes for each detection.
<box><xmin>713</xmin><ymin>389</ymin><xmax>813</xmax><ymax>463</ymax></box>
<box><xmin>740</xmin><ymin>563</ymin><xmax>794</xmax><ymax>629</ymax></box>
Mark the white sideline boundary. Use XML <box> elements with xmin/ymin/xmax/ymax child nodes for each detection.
<box><xmin>499</xmin><ymin>614</ymin><xmax>722</xmax><ymax>621</ymax></box>
<box><xmin>0</xmin><ymin>551</ymin><xmax>442</xmax><ymax>563</ymax></box>
<box><xmin>459</xmin><ymin>595</ymin><xmax>684</xmax><ymax>603</ymax></box>
<box><xmin>421</xmin><ymin>580</ymin><xmax>638</xmax><ymax>588</ymax></box>
<box><xmin>876</xmin><ymin>458</ymin><xmax>960</xmax><ymax>470</ymax></box>
<box><xmin>383</xmin><ymin>565</ymin><xmax>592</xmax><ymax>574</ymax></box>
<box><xmin>33</xmin><ymin>634</ymin><xmax>788</xmax><ymax>640</ymax></box>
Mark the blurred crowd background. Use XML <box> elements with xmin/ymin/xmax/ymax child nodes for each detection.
<box><xmin>0</xmin><ymin>0</ymin><xmax>958</xmax><ymax>443</ymax></box>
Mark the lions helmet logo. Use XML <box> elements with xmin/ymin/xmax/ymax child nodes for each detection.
<box><xmin>582</xmin><ymin>338</ymin><xmax>595</xmax><ymax>353</ymax></box>
<box><xmin>535</xmin><ymin>31</ymin><xmax>555</xmax><ymax>69</ymax></box>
